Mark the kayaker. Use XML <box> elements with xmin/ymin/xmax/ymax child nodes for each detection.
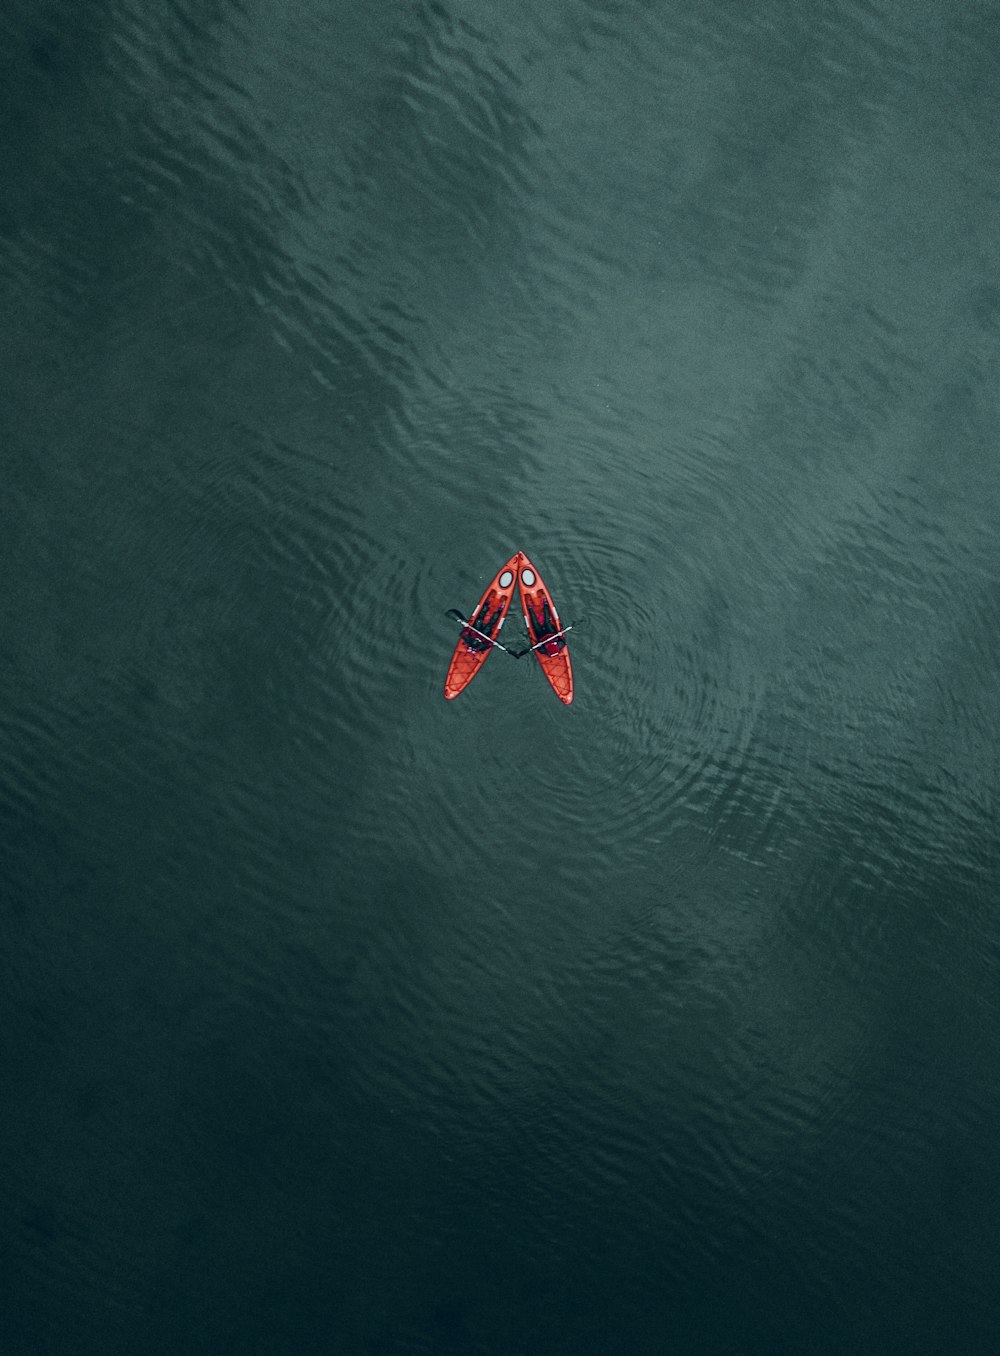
<box><xmin>525</xmin><ymin>597</ymin><xmax>566</xmax><ymax>657</ymax></box>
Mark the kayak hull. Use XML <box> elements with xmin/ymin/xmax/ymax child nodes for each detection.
<box><xmin>517</xmin><ymin>551</ymin><xmax>573</xmax><ymax>704</ymax></box>
<box><xmin>443</xmin><ymin>552</ymin><xmax>519</xmax><ymax>700</ymax></box>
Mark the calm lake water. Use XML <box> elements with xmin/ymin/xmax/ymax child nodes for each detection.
<box><xmin>3</xmin><ymin>1</ymin><xmax>999</xmax><ymax>1352</ymax></box>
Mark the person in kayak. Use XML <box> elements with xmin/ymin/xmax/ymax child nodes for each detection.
<box><xmin>525</xmin><ymin>598</ymin><xmax>567</xmax><ymax>657</ymax></box>
<box><xmin>461</xmin><ymin>598</ymin><xmax>504</xmax><ymax>652</ymax></box>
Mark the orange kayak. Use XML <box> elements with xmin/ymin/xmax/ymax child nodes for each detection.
<box><xmin>443</xmin><ymin>552</ymin><xmax>519</xmax><ymax>700</ymax></box>
<box><xmin>517</xmin><ymin>551</ymin><xmax>573</xmax><ymax>704</ymax></box>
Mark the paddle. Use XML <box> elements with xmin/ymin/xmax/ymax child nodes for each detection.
<box><xmin>445</xmin><ymin>610</ymin><xmax>524</xmax><ymax>658</ymax></box>
<box><xmin>511</xmin><ymin>622</ymin><xmax>576</xmax><ymax>659</ymax></box>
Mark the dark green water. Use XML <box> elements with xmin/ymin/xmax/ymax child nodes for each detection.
<box><xmin>3</xmin><ymin>1</ymin><xmax>1000</xmax><ymax>1352</ymax></box>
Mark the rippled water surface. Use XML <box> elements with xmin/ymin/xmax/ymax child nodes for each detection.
<box><xmin>3</xmin><ymin>1</ymin><xmax>1000</xmax><ymax>1352</ymax></box>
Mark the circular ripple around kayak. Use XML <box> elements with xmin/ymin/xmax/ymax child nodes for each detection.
<box><xmin>473</xmin><ymin>519</ymin><xmax>768</xmax><ymax>873</ymax></box>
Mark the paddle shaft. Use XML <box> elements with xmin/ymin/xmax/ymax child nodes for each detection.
<box><xmin>447</xmin><ymin>611</ymin><xmax>579</xmax><ymax>659</ymax></box>
<box><xmin>446</xmin><ymin>610</ymin><xmax>521</xmax><ymax>657</ymax></box>
<box><xmin>517</xmin><ymin>622</ymin><xmax>575</xmax><ymax>656</ymax></box>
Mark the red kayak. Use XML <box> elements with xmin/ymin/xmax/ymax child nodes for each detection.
<box><xmin>517</xmin><ymin>552</ymin><xmax>573</xmax><ymax>704</ymax></box>
<box><xmin>443</xmin><ymin>552</ymin><xmax>519</xmax><ymax>700</ymax></box>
